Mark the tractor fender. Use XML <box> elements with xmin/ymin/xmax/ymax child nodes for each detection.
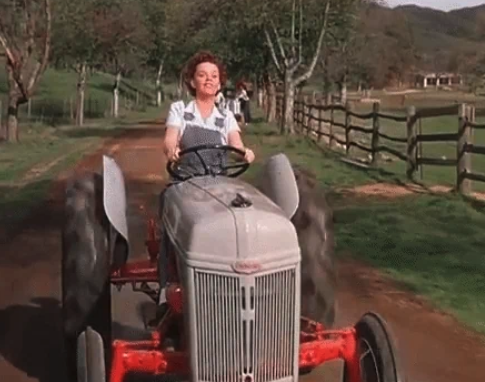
<box><xmin>257</xmin><ymin>153</ymin><xmax>299</xmax><ymax>219</ymax></box>
<box><xmin>102</xmin><ymin>155</ymin><xmax>130</xmax><ymax>254</ymax></box>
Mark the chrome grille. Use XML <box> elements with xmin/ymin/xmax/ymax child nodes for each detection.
<box><xmin>253</xmin><ymin>270</ymin><xmax>296</xmax><ymax>382</ymax></box>
<box><xmin>193</xmin><ymin>268</ymin><xmax>297</xmax><ymax>382</ymax></box>
<box><xmin>194</xmin><ymin>272</ymin><xmax>242</xmax><ymax>382</ymax></box>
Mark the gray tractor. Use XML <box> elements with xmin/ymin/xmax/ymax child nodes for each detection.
<box><xmin>61</xmin><ymin>144</ymin><xmax>403</xmax><ymax>382</ymax></box>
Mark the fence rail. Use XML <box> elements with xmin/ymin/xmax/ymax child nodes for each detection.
<box><xmin>274</xmin><ymin>92</ymin><xmax>485</xmax><ymax>195</ymax></box>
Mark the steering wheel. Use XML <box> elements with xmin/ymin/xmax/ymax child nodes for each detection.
<box><xmin>166</xmin><ymin>144</ymin><xmax>250</xmax><ymax>181</ymax></box>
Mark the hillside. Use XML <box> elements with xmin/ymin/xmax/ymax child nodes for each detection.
<box><xmin>392</xmin><ymin>4</ymin><xmax>485</xmax><ymax>64</ymax></box>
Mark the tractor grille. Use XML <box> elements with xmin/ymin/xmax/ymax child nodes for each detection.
<box><xmin>193</xmin><ymin>268</ymin><xmax>297</xmax><ymax>382</ymax></box>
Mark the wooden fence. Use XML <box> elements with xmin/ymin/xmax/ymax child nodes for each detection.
<box><xmin>274</xmin><ymin>93</ymin><xmax>485</xmax><ymax>195</ymax></box>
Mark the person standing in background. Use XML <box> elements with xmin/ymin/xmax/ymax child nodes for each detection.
<box><xmin>236</xmin><ymin>81</ymin><xmax>251</xmax><ymax>125</ymax></box>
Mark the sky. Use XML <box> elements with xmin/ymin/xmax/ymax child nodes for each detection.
<box><xmin>385</xmin><ymin>0</ymin><xmax>485</xmax><ymax>11</ymax></box>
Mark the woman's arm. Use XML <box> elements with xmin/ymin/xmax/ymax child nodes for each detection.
<box><xmin>164</xmin><ymin>101</ymin><xmax>184</xmax><ymax>160</ymax></box>
<box><xmin>164</xmin><ymin>127</ymin><xmax>181</xmax><ymax>160</ymax></box>
<box><xmin>228</xmin><ymin>130</ymin><xmax>255</xmax><ymax>163</ymax></box>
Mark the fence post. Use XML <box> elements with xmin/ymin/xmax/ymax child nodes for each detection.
<box><xmin>302</xmin><ymin>95</ymin><xmax>310</xmax><ymax>135</ymax></box>
<box><xmin>456</xmin><ymin>103</ymin><xmax>472</xmax><ymax>194</ymax></box>
<box><xmin>317</xmin><ymin>97</ymin><xmax>324</xmax><ymax>143</ymax></box>
<box><xmin>345</xmin><ymin>101</ymin><xmax>353</xmax><ymax>156</ymax></box>
<box><xmin>308</xmin><ymin>92</ymin><xmax>317</xmax><ymax>137</ymax></box>
<box><xmin>406</xmin><ymin>106</ymin><xmax>417</xmax><ymax>180</ymax></box>
<box><xmin>371</xmin><ymin>102</ymin><xmax>380</xmax><ymax>165</ymax></box>
<box><xmin>295</xmin><ymin>93</ymin><xmax>303</xmax><ymax>132</ymax></box>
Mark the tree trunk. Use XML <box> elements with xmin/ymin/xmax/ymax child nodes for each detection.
<box><xmin>265</xmin><ymin>78</ymin><xmax>276</xmax><ymax>123</ymax></box>
<box><xmin>156</xmin><ymin>60</ymin><xmax>164</xmax><ymax>107</ymax></box>
<box><xmin>113</xmin><ymin>72</ymin><xmax>121</xmax><ymax>118</ymax></box>
<box><xmin>256</xmin><ymin>75</ymin><xmax>264</xmax><ymax>108</ymax></box>
<box><xmin>6</xmin><ymin>98</ymin><xmax>20</xmax><ymax>143</ymax></box>
<box><xmin>282</xmin><ymin>77</ymin><xmax>296</xmax><ymax>135</ymax></box>
<box><xmin>6</xmin><ymin>65</ymin><xmax>22</xmax><ymax>143</ymax></box>
<box><xmin>75</xmin><ymin>63</ymin><xmax>87</xmax><ymax>126</ymax></box>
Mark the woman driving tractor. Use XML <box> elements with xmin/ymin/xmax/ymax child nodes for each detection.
<box><xmin>156</xmin><ymin>51</ymin><xmax>256</xmax><ymax>332</ymax></box>
<box><xmin>163</xmin><ymin>51</ymin><xmax>255</xmax><ymax>168</ymax></box>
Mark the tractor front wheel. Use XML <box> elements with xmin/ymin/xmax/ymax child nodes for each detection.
<box><xmin>77</xmin><ymin>326</ymin><xmax>106</xmax><ymax>382</ymax></box>
<box><xmin>343</xmin><ymin>312</ymin><xmax>404</xmax><ymax>382</ymax></box>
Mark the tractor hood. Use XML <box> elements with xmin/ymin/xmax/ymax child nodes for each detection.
<box><xmin>162</xmin><ymin>176</ymin><xmax>300</xmax><ymax>270</ymax></box>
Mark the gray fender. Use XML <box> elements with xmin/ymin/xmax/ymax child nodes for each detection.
<box><xmin>258</xmin><ymin>153</ymin><xmax>299</xmax><ymax>219</ymax></box>
<box><xmin>102</xmin><ymin>155</ymin><xmax>130</xmax><ymax>252</ymax></box>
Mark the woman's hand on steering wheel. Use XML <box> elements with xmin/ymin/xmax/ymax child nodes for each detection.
<box><xmin>244</xmin><ymin>148</ymin><xmax>255</xmax><ymax>163</ymax></box>
<box><xmin>166</xmin><ymin>144</ymin><xmax>251</xmax><ymax>181</ymax></box>
<box><xmin>167</xmin><ymin>147</ymin><xmax>180</xmax><ymax>162</ymax></box>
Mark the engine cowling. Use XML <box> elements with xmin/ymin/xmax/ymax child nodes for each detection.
<box><xmin>162</xmin><ymin>175</ymin><xmax>301</xmax><ymax>382</ymax></box>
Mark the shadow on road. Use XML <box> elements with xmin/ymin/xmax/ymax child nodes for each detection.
<box><xmin>0</xmin><ymin>297</ymin><xmax>67</xmax><ymax>382</ymax></box>
<box><xmin>0</xmin><ymin>296</ymin><xmax>168</xmax><ymax>382</ymax></box>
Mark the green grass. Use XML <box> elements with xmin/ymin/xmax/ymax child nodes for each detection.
<box><xmin>0</xmin><ymin>111</ymin><xmax>164</xmax><ymax>231</ymax></box>
<box><xmin>0</xmin><ymin>60</ymin><xmax>158</xmax><ymax>126</ymax></box>
<box><xmin>244</xmin><ymin>110</ymin><xmax>485</xmax><ymax>335</ymax></box>
<box><xmin>243</xmin><ymin>119</ymin><xmax>401</xmax><ymax>188</ymax></box>
<box><xmin>0</xmin><ymin>63</ymin><xmax>171</xmax><ymax>232</ymax></box>
<box><xmin>337</xmin><ymin>194</ymin><xmax>485</xmax><ymax>334</ymax></box>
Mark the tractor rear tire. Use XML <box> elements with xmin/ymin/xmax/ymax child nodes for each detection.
<box><xmin>292</xmin><ymin>167</ymin><xmax>337</xmax><ymax>329</ymax></box>
<box><xmin>61</xmin><ymin>172</ymin><xmax>112</xmax><ymax>382</ymax></box>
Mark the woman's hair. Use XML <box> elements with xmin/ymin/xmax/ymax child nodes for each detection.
<box><xmin>236</xmin><ymin>80</ymin><xmax>246</xmax><ymax>90</ymax></box>
<box><xmin>183</xmin><ymin>51</ymin><xmax>227</xmax><ymax>97</ymax></box>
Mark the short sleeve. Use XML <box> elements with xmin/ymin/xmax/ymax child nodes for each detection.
<box><xmin>225</xmin><ymin>111</ymin><xmax>241</xmax><ymax>135</ymax></box>
<box><xmin>166</xmin><ymin>101</ymin><xmax>185</xmax><ymax>130</ymax></box>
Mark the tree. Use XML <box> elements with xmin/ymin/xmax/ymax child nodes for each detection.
<box><xmin>52</xmin><ymin>0</ymin><xmax>101</xmax><ymax>126</ymax></box>
<box><xmin>141</xmin><ymin>0</ymin><xmax>170</xmax><ymax>106</ymax></box>
<box><xmin>84</xmin><ymin>0</ymin><xmax>153</xmax><ymax>117</ymax></box>
<box><xmin>263</xmin><ymin>0</ymin><xmax>331</xmax><ymax>134</ymax></box>
<box><xmin>0</xmin><ymin>0</ymin><xmax>52</xmax><ymax>142</ymax></box>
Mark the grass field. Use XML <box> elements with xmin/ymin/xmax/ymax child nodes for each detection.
<box><xmin>244</xmin><ymin>111</ymin><xmax>485</xmax><ymax>335</ymax></box>
<box><xmin>0</xmin><ymin>61</ymin><xmax>159</xmax><ymax>126</ymax></box>
<box><xmin>0</xmin><ymin>64</ymin><xmax>170</xmax><ymax>232</ymax></box>
<box><xmin>299</xmin><ymin>88</ymin><xmax>485</xmax><ymax>193</ymax></box>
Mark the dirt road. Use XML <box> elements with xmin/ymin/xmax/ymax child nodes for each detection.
<box><xmin>0</xmin><ymin>122</ymin><xmax>484</xmax><ymax>382</ymax></box>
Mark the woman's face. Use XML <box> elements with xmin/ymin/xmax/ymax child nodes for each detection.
<box><xmin>191</xmin><ymin>62</ymin><xmax>220</xmax><ymax>98</ymax></box>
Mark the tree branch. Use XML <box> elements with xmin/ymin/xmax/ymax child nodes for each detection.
<box><xmin>0</xmin><ymin>32</ymin><xmax>16</xmax><ymax>67</ymax></box>
<box><xmin>290</xmin><ymin>0</ymin><xmax>296</xmax><ymax>59</ymax></box>
<box><xmin>27</xmin><ymin>0</ymin><xmax>51</xmax><ymax>96</ymax></box>
<box><xmin>269</xmin><ymin>19</ymin><xmax>288</xmax><ymax>68</ymax></box>
<box><xmin>294</xmin><ymin>0</ymin><xmax>331</xmax><ymax>85</ymax></box>
<box><xmin>0</xmin><ymin>29</ymin><xmax>29</xmax><ymax>102</ymax></box>
<box><xmin>297</xmin><ymin>0</ymin><xmax>303</xmax><ymax>68</ymax></box>
<box><xmin>264</xmin><ymin>26</ymin><xmax>283</xmax><ymax>76</ymax></box>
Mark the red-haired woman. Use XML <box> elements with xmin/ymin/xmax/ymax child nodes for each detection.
<box><xmin>163</xmin><ymin>51</ymin><xmax>255</xmax><ymax>166</ymax></box>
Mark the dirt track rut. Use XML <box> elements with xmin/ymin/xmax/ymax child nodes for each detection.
<box><xmin>0</xmin><ymin>123</ymin><xmax>484</xmax><ymax>382</ymax></box>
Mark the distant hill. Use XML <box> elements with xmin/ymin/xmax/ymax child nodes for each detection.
<box><xmin>392</xmin><ymin>4</ymin><xmax>485</xmax><ymax>61</ymax></box>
